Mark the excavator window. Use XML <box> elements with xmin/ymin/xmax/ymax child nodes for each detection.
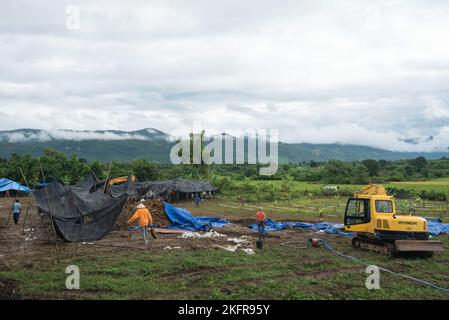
<box><xmin>344</xmin><ymin>198</ymin><xmax>370</xmax><ymax>226</ymax></box>
<box><xmin>375</xmin><ymin>200</ymin><xmax>393</xmax><ymax>213</ymax></box>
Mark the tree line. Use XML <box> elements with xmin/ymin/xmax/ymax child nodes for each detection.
<box><xmin>1</xmin><ymin>148</ymin><xmax>449</xmax><ymax>187</ymax></box>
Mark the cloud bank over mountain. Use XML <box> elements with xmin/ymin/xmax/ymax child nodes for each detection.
<box><xmin>0</xmin><ymin>129</ymin><xmax>168</xmax><ymax>142</ymax></box>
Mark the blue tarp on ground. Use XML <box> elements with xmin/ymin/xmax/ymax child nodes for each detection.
<box><xmin>163</xmin><ymin>202</ymin><xmax>229</xmax><ymax>231</ymax></box>
<box><xmin>248</xmin><ymin>219</ymin><xmax>353</xmax><ymax>237</ymax></box>
<box><xmin>249</xmin><ymin>218</ymin><xmax>449</xmax><ymax>238</ymax></box>
<box><xmin>0</xmin><ymin>178</ymin><xmax>31</xmax><ymax>193</ymax></box>
<box><xmin>427</xmin><ymin>219</ymin><xmax>449</xmax><ymax>236</ymax></box>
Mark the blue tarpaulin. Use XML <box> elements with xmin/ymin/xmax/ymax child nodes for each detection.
<box><xmin>0</xmin><ymin>178</ymin><xmax>31</xmax><ymax>193</ymax></box>
<box><xmin>249</xmin><ymin>218</ymin><xmax>449</xmax><ymax>238</ymax></box>
<box><xmin>427</xmin><ymin>219</ymin><xmax>449</xmax><ymax>236</ymax></box>
<box><xmin>163</xmin><ymin>202</ymin><xmax>228</xmax><ymax>231</ymax></box>
<box><xmin>248</xmin><ymin>219</ymin><xmax>353</xmax><ymax>237</ymax></box>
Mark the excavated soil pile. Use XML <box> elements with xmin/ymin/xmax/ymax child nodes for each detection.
<box><xmin>116</xmin><ymin>199</ymin><xmax>172</xmax><ymax>229</ymax></box>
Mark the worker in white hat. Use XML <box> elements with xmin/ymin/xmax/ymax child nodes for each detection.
<box><xmin>128</xmin><ymin>201</ymin><xmax>154</xmax><ymax>248</ymax></box>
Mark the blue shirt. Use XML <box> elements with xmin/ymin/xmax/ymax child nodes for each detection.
<box><xmin>12</xmin><ymin>202</ymin><xmax>21</xmax><ymax>213</ymax></box>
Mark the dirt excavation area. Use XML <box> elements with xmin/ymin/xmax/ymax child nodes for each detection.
<box><xmin>0</xmin><ymin>197</ymin><xmax>327</xmax><ymax>267</ymax></box>
<box><xmin>1</xmin><ymin>197</ymin><xmax>449</xmax><ymax>300</ymax></box>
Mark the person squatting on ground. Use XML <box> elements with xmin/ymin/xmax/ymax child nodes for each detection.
<box><xmin>12</xmin><ymin>199</ymin><xmax>21</xmax><ymax>225</ymax></box>
<box><xmin>256</xmin><ymin>207</ymin><xmax>267</xmax><ymax>242</ymax></box>
<box><xmin>128</xmin><ymin>201</ymin><xmax>154</xmax><ymax>248</ymax></box>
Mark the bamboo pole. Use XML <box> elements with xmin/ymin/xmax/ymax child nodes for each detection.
<box><xmin>21</xmin><ymin>203</ymin><xmax>30</xmax><ymax>233</ymax></box>
<box><xmin>103</xmin><ymin>161</ymin><xmax>113</xmax><ymax>193</ymax></box>
<box><xmin>19</xmin><ymin>168</ymin><xmax>51</xmax><ymax>239</ymax></box>
<box><xmin>37</xmin><ymin>160</ymin><xmax>61</xmax><ymax>264</ymax></box>
<box><xmin>22</xmin><ymin>177</ymin><xmax>39</xmax><ymax>233</ymax></box>
<box><xmin>6</xmin><ymin>205</ymin><xmax>12</xmax><ymax>226</ymax></box>
<box><xmin>18</xmin><ymin>167</ymin><xmax>51</xmax><ymax>242</ymax></box>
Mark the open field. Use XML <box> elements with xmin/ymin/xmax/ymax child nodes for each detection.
<box><xmin>222</xmin><ymin>179</ymin><xmax>449</xmax><ymax>199</ymax></box>
<box><xmin>216</xmin><ymin>178</ymin><xmax>449</xmax><ymax>223</ymax></box>
<box><xmin>1</xmin><ymin>185</ymin><xmax>449</xmax><ymax>300</ymax></box>
<box><xmin>227</xmin><ymin>178</ymin><xmax>449</xmax><ymax>191</ymax></box>
<box><xmin>388</xmin><ymin>178</ymin><xmax>449</xmax><ymax>193</ymax></box>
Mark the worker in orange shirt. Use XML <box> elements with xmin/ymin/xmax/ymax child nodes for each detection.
<box><xmin>256</xmin><ymin>207</ymin><xmax>267</xmax><ymax>242</ymax></box>
<box><xmin>128</xmin><ymin>201</ymin><xmax>154</xmax><ymax>248</ymax></box>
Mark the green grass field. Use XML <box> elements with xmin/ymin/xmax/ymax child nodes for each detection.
<box><xmin>2</xmin><ymin>235</ymin><xmax>449</xmax><ymax>300</ymax></box>
<box><xmin>225</xmin><ymin>179</ymin><xmax>449</xmax><ymax>195</ymax></box>
<box><xmin>388</xmin><ymin>178</ymin><xmax>449</xmax><ymax>193</ymax></box>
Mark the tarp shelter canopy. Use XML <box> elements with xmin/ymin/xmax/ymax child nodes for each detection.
<box><xmin>0</xmin><ymin>178</ymin><xmax>31</xmax><ymax>193</ymax></box>
<box><xmin>33</xmin><ymin>173</ymin><xmax>130</xmax><ymax>242</ymax></box>
<box><xmin>138</xmin><ymin>178</ymin><xmax>219</xmax><ymax>198</ymax></box>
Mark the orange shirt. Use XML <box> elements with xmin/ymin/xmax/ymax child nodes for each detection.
<box><xmin>128</xmin><ymin>208</ymin><xmax>153</xmax><ymax>227</ymax></box>
<box><xmin>256</xmin><ymin>211</ymin><xmax>266</xmax><ymax>222</ymax></box>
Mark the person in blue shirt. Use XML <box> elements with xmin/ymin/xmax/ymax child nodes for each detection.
<box><xmin>194</xmin><ymin>193</ymin><xmax>201</xmax><ymax>207</ymax></box>
<box><xmin>12</xmin><ymin>200</ymin><xmax>22</xmax><ymax>225</ymax></box>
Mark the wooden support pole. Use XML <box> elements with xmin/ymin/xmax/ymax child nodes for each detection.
<box><xmin>22</xmin><ymin>202</ymin><xmax>31</xmax><ymax>233</ymax></box>
<box><xmin>6</xmin><ymin>206</ymin><xmax>12</xmax><ymax>226</ymax></box>
<box><xmin>103</xmin><ymin>161</ymin><xmax>113</xmax><ymax>193</ymax></box>
<box><xmin>36</xmin><ymin>161</ymin><xmax>62</xmax><ymax>264</ymax></box>
<box><xmin>18</xmin><ymin>167</ymin><xmax>51</xmax><ymax>241</ymax></box>
<box><xmin>21</xmin><ymin>174</ymin><xmax>40</xmax><ymax>233</ymax></box>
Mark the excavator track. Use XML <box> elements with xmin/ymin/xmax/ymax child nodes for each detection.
<box><xmin>352</xmin><ymin>237</ymin><xmax>393</xmax><ymax>255</ymax></box>
<box><xmin>352</xmin><ymin>237</ymin><xmax>441</xmax><ymax>257</ymax></box>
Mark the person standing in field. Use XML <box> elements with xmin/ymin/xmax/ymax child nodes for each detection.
<box><xmin>256</xmin><ymin>207</ymin><xmax>267</xmax><ymax>242</ymax></box>
<box><xmin>195</xmin><ymin>193</ymin><xmax>201</xmax><ymax>207</ymax></box>
<box><xmin>12</xmin><ymin>199</ymin><xmax>22</xmax><ymax>225</ymax></box>
<box><xmin>128</xmin><ymin>202</ymin><xmax>154</xmax><ymax>248</ymax></box>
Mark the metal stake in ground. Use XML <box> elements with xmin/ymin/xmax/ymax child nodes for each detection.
<box><xmin>37</xmin><ymin>160</ymin><xmax>61</xmax><ymax>264</ymax></box>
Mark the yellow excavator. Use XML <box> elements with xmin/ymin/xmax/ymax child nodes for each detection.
<box><xmin>107</xmin><ymin>175</ymin><xmax>136</xmax><ymax>187</ymax></box>
<box><xmin>103</xmin><ymin>175</ymin><xmax>136</xmax><ymax>193</ymax></box>
<box><xmin>344</xmin><ymin>184</ymin><xmax>444</xmax><ymax>257</ymax></box>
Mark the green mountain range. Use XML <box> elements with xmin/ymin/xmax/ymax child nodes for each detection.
<box><xmin>0</xmin><ymin>128</ymin><xmax>447</xmax><ymax>163</ymax></box>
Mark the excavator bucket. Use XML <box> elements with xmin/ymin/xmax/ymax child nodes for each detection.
<box><xmin>395</xmin><ymin>240</ymin><xmax>444</xmax><ymax>252</ymax></box>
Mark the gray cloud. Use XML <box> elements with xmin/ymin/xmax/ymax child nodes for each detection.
<box><xmin>1</xmin><ymin>0</ymin><xmax>449</xmax><ymax>151</ymax></box>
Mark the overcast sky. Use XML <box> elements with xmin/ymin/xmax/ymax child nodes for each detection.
<box><xmin>1</xmin><ymin>0</ymin><xmax>449</xmax><ymax>151</ymax></box>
